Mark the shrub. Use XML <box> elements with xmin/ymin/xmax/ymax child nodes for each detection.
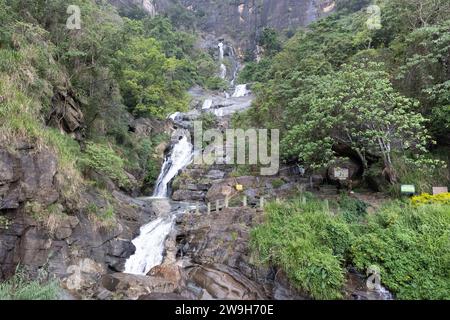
<box><xmin>81</xmin><ymin>142</ymin><xmax>130</xmax><ymax>188</ymax></box>
<box><xmin>351</xmin><ymin>202</ymin><xmax>450</xmax><ymax>299</ymax></box>
<box><xmin>0</xmin><ymin>216</ymin><xmax>11</xmax><ymax>230</ymax></box>
<box><xmin>86</xmin><ymin>202</ymin><xmax>117</xmax><ymax>231</ymax></box>
<box><xmin>389</xmin><ymin>155</ymin><xmax>449</xmax><ymax>196</ymax></box>
<box><xmin>271</xmin><ymin>178</ymin><xmax>285</xmax><ymax>189</ymax></box>
<box><xmin>251</xmin><ymin>200</ymin><xmax>349</xmax><ymax>299</ymax></box>
<box><xmin>338</xmin><ymin>194</ymin><xmax>368</xmax><ymax>223</ymax></box>
<box><xmin>411</xmin><ymin>193</ymin><xmax>450</xmax><ymax>206</ymax></box>
<box><xmin>204</xmin><ymin>76</ymin><xmax>229</xmax><ymax>91</ymax></box>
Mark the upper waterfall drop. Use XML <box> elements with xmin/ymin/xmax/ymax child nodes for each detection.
<box><xmin>218</xmin><ymin>42</ymin><xmax>224</xmax><ymax>60</ymax></box>
<box><xmin>153</xmin><ymin>131</ymin><xmax>193</xmax><ymax>198</ymax></box>
<box><xmin>218</xmin><ymin>42</ymin><xmax>227</xmax><ymax>79</ymax></box>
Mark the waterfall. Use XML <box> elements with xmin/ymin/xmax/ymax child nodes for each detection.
<box><xmin>168</xmin><ymin>112</ymin><xmax>181</xmax><ymax>121</ymax></box>
<box><xmin>124</xmin><ymin>131</ymin><xmax>194</xmax><ymax>276</ymax></box>
<box><xmin>220</xmin><ymin>64</ymin><xmax>227</xmax><ymax>79</ymax></box>
<box><xmin>232</xmin><ymin>84</ymin><xmax>249</xmax><ymax>97</ymax></box>
<box><xmin>202</xmin><ymin>99</ymin><xmax>213</xmax><ymax>110</ymax></box>
<box><xmin>124</xmin><ymin>215</ymin><xmax>175</xmax><ymax>275</ymax></box>
<box><xmin>153</xmin><ymin>131</ymin><xmax>193</xmax><ymax>198</ymax></box>
<box><xmin>218</xmin><ymin>42</ymin><xmax>227</xmax><ymax>79</ymax></box>
<box><xmin>218</xmin><ymin>42</ymin><xmax>224</xmax><ymax>60</ymax></box>
<box><xmin>229</xmin><ymin>46</ymin><xmax>239</xmax><ymax>86</ymax></box>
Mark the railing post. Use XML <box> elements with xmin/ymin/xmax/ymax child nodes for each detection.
<box><xmin>225</xmin><ymin>195</ymin><xmax>229</xmax><ymax>208</ymax></box>
<box><xmin>260</xmin><ymin>196</ymin><xmax>265</xmax><ymax>209</ymax></box>
<box><xmin>243</xmin><ymin>195</ymin><xmax>247</xmax><ymax>207</ymax></box>
<box><xmin>207</xmin><ymin>202</ymin><xmax>211</xmax><ymax>214</ymax></box>
<box><xmin>216</xmin><ymin>200</ymin><xmax>221</xmax><ymax>212</ymax></box>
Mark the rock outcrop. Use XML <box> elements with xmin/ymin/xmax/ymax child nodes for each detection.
<box><xmin>0</xmin><ymin>146</ymin><xmax>155</xmax><ymax>297</ymax></box>
<box><xmin>110</xmin><ymin>0</ymin><xmax>335</xmax><ymax>53</ymax></box>
<box><xmin>47</xmin><ymin>89</ymin><xmax>85</xmax><ymax>139</ymax></box>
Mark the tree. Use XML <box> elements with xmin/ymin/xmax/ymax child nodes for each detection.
<box><xmin>115</xmin><ymin>37</ymin><xmax>189</xmax><ymax>118</ymax></box>
<box><xmin>257</xmin><ymin>27</ymin><xmax>282</xmax><ymax>57</ymax></box>
<box><xmin>282</xmin><ymin>61</ymin><xmax>430</xmax><ymax>182</ymax></box>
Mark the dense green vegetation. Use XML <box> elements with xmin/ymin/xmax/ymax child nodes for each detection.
<box><xmin>252</xmin><ymin>195</ymin><xmax>450</xmax><ymax>300</ymax></box>
<box><xmin>0</xmin><ymin>0</ymin><xmax>220</xmax><ymax>196</ymax></box>
<box><xmin>236</xmin><ymin>0</ymin><xmax>450</xmax><ymax>191</ymax></box>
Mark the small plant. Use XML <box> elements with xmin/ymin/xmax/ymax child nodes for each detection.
<box><xmin>271</xmin><ymin>178</ymin><xmax>285</xmax><ymax>189</ymax></box>
<box><xmin>24</xmin><ymin>202</ymin><xmax>68</xmax><ymax>236</ymax></box>
<box><xmin>0</xmin><ymin>216</ymin><xmax>11</xmax><ymax>229</ymax></box>
<box><xmin>86</xmin><ymin>203</ymin><xmax>117</xmax><ymax>231</ymax></box>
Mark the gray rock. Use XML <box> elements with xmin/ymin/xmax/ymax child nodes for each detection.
<box><xmin>205</xmin><ymin>170</ymin><xmax>225</xmax><ymax>180</ymax></box>
<box><xmin>172</xmin><ymin>190</ymin><xmax>205</xmax><ymax>202</ymax></box>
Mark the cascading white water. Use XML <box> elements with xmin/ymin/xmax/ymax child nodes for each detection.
<box><xmin>168</xmin><ymin>112</ymin><xmax>181</xmax><ymax>121</ymax></box>
<box><xmin>202</xmin><ymin>99</ymin><xmax>213</xmax><ymax>110</ymax></box>
<box><xmin>124</xmin><ymin>215</ymin><xmax>175</xmax><ymax>275</ymax></box>
<box><xmin>218</xmin><ymin>42</ymin><xmax>224</xmax><ymax>60</ymax></box>
<box><xmin>218</xmin><ymin>42</ymin><xmax>227</xmax><ymax>79</ymax></box>
<box><xmin>124</xmin><ymin>131</ymin><xmax>193</xmax><ymax>275</ymax></box>
<box><xmin>153</xmin><ymin>133</ymin><xmax>194</xmax><ymax>198</ymax></box>
<box><xmin>220</xmin><ymin>64</ymin><xmax>227</xmax><ymax>79</ymax></box>
<box><xmin>232</xmin><ymin>84</ymin><xmax>249</xmax><ymax>97</ymax></box>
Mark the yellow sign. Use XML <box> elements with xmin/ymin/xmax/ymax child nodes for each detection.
<box><xmin>235</xmin><ymin>184</ymin><xmax>243</xmax><ymax>191</ymax></box>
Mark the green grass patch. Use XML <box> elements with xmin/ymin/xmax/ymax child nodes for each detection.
<box><xmin>0</xmin><ymin>268</ymin><xmax>60</xmax><ymax>300</ymax></box>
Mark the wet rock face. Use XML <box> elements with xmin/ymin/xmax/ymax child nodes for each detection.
<box><xmin>178</xmin><ymin>0</ymin><xmax>333</xmax><ymax>52</ymax></box>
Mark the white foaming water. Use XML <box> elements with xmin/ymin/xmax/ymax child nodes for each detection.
<box><xmin>168</xmin><ymin>112</ymin><xmax>181</xmax><ymax>121</ymax></box>
<box><xmin>376</xmin><ymin>285</ymin><xmax>394</xmax><ymax>300</ymax></box>
<box><xmin>202</xmin><ymin>99</ymin><xmax>213</xmax><ymax>109</ymax></box>
<box><xmin>124</xmin><ymin>132</ymin><xmax>194</xmax><ymax>276</ymax></box>
<box><xmin>124</xmin><ymin>215</ymin><xmax>175</xmax><ymax>275</ymax></box>
<box><xmin>218</xmin><ymin>42</ymin><xmax>227</xmax><ymax>79</ymax></box>
<box><xmin>220</xmin><ymin>64</ymin><xmax>227</xmax><ymax>79</ymax></box>
<box><xmin>153</xmin><ymin>133</ymin><xmax>193</xmax><ymax>198</ymax></box>
<box><xmin>232</xmin><ymin>84</ymin><xmax>249</xmax><ymax>97</ymax></box>
<box><xmin>218</xmin><ymin>42</ymin><xmax>224</xmax><ymax>60</ymax></box>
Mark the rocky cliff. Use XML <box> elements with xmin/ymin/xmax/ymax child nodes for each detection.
<box><xmin>110</xmin><ymin>0</ymin><xmax>335</xmax><ymax>52</ymax></box>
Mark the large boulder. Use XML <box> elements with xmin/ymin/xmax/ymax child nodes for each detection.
<box><xmin>187</xmin><ymin>264</ymin><xmax>266</xmax><ymax>300</ymax></box>
<box><xmin>101</xmin><ymin>273</ymin><xmax>176</xmax><ymax>300</ymax></box>
<box><xmin>327</xmin><ymin>157</ymin><xmax>362</xmax><ymax>187</ymax></box>
<box><xmin>172</xmin><ymin>190</ymin><xmax>205</xmax><ymax>202</ymax></box>
<box><xmin>63</xmin><ymin>258</ymin><xmax>106</xmax><ymax>292</ymax></box>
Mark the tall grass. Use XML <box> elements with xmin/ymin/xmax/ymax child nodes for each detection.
<box><xmin>0</xmin><ymin>269</ymin><xmax>60</xmax><ymax>300</ymax></box>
